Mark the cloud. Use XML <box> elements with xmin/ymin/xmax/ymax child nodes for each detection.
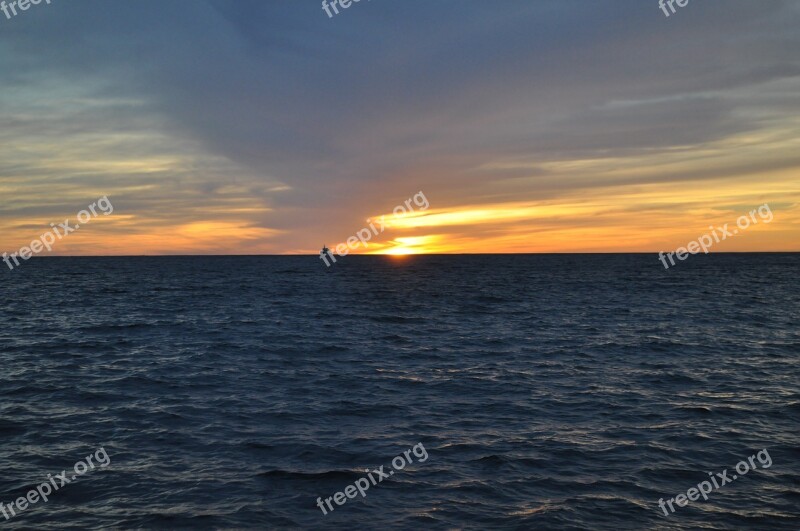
<box><xmin>1</xmin><ymin>0</ymin><xmax>798</xmax><ymax>253</ymax></box>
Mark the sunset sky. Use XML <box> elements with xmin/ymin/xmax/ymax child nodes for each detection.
<box><xmin>1</xmin><ymin>0</ymin><xmax>798</xmax><ymax>255</ymax></box>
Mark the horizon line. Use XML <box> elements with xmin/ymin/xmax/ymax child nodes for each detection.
<box><xmin>17</xmin><ymin>251</ymin><xmax>800</xmax><ymax>258</ymax></box>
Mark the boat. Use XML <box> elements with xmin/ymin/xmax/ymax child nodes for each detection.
<box><xmin>320</xmin><ymin>244</ymin><xmax>330</xmax><ymax>256</ymax></box>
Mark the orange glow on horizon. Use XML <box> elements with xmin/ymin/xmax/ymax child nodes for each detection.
<box><xmin>2</xmin><ymin>166</ymin><xmax>797</xmax><ymax>256</ymax></box>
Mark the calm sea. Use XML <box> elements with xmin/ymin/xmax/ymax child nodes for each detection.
<box><xmin>1</xmin><ymin>254</ymin><xmax>798</xmax><ymax>529</ymax></box>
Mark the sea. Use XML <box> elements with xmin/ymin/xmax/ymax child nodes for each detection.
<box><xmin>1</xmin><ymin>254</ymin><xmax>798</xmax><ymax>530</ymax></box>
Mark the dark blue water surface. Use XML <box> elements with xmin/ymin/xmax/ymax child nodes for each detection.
<box><xmin>1</xmin><ymin>254</ymin><xmax>798</xmax><ymax>529</ymax></box>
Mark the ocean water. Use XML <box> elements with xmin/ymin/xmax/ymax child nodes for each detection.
<box><xmin>1</xmin><ymin>254</ymin><xmax>798</xmax><ymax>530</ymax></box>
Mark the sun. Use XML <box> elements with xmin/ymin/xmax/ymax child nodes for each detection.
<box><xmin>385</xmin><ymin>247</ymin><xmax>416</xmax><ymax>256</ymax></box>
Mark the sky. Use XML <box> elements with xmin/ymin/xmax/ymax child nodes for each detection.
<box><xmin>1</xmin><ymin>0</ymin><xmax>798</xmax><ymax>255</ymax></box>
